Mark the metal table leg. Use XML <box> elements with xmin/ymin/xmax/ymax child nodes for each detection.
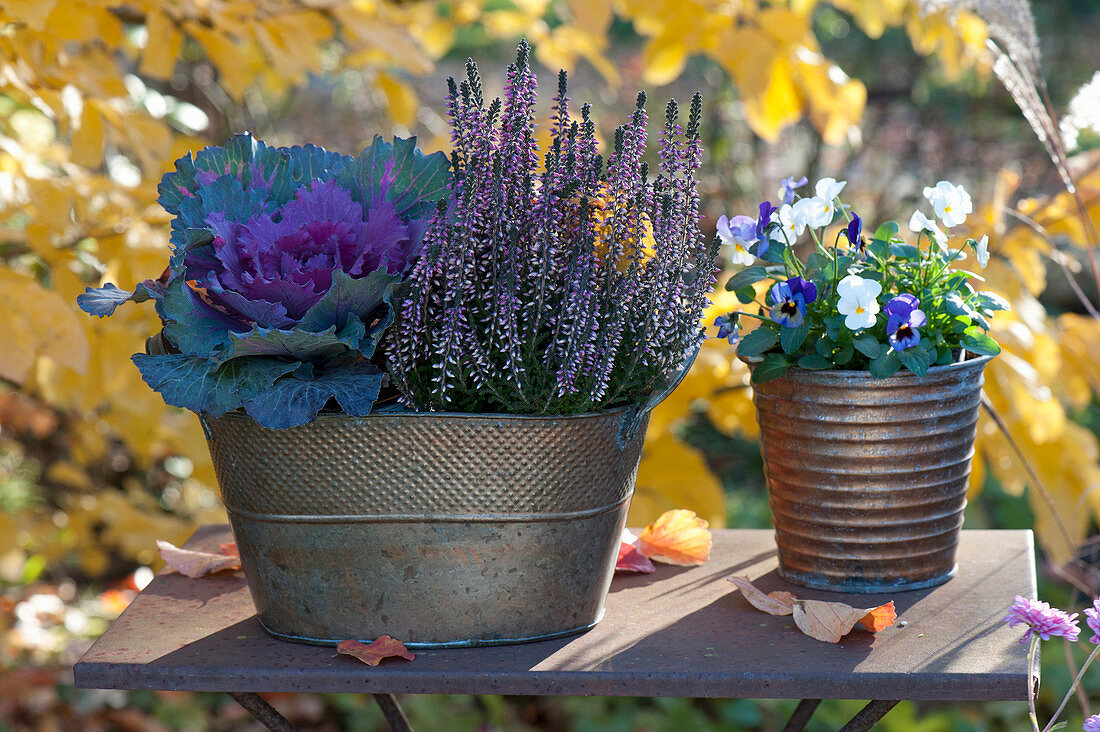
<box><xmin>783</xmin><ymin>699</ymin><xmax>823</xmax><ymax>731</ymax></box>
<box><xmin>227</xmin><ymin>692</ymin><xmax>298</xmax><ymax>732</ymax></box>
<box><xmin>839</xmin><ymin>699</ymin><xmax>900</xmax><ymax>731</ymax></box>
<box><xmin>373</xmin><ymin>693</ymin><xmax>415</xmax><ymax>732</ymax></box>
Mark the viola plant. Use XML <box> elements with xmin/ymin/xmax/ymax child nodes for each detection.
<box><xmin>716</xmin><ymin>177</ymin><xmax>1007</xmax><ymax>382</ymax></box>
<box><xmin>78</xmin><ymin>134</ymin><xmax>450</xmax><ymax>428</ymax></box>
<box><xmin>388</xmin><ymin>41</ymin><xmax>718</xmax><ymax>414</ymax></box>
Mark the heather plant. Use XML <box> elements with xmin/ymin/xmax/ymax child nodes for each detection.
<box><xmin>387</xmin><ymin>41</ymin><xmax>718</xmax><ymax>414</ymax></box>
<box><xmin>717</xmin><ymin>178</ymin><xmax>1006</xmax><ymax>382</ymax></box>
<box><xmin>78</xmin><ymin>134</ymin><xmax>450</xmax><ymax>428</ymax></box>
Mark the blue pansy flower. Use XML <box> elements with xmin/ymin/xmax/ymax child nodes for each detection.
<box><xmin>768</xmin><ymin>276</ymin><xmax>818</xmax><ymax>328</ymax></box>
<box><xmin>843</xmin><ymin>212</ymin><xmax>865</xmax><ymax>259</ymax></box>
<box><xmin>884</xmin><ymin>294</ymin><xmax>927</xmax><ymax>351</ymax></box>
<box><xmin>714</xmin><ymin>314</ymin><xmax>738</xmax><ymax>344</ymax></box>
<box><xmin>778</xmin><ymin>175</ymin><xmax>808</xmax><ymax>205</ymax></box>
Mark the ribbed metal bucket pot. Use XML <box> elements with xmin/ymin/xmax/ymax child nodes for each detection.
<box><xmin>203</xmin><ymin>406</ymin><xmax>650</xmax><ymax>648</ymax></box>
<box><xmin>749</xmin><ymin>354</ymin><xmax>992</xmax><ymax>594</ymax></box>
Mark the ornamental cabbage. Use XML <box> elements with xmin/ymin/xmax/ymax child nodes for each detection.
<box><xmin>79</xmin><ymin>133</ymin><xmax>450</xmax><ymax>428</ymax></box>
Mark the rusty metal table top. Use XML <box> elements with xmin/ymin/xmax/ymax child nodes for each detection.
<box><xmin>74</xmin><ymin>527</ymin><xmax>1033</xmax><ymax>701</ymax></box>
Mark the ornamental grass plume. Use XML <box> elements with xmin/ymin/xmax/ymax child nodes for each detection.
<box><xmin>387</xmin><ymin>41</ymin><xmax>718</xmax><ymax>414</ymax></box>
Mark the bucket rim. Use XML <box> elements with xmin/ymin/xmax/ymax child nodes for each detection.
<box><xmin>741</xmin><ymin>352</ymin><xmax>993</xmax><ymax>384</ymax></box>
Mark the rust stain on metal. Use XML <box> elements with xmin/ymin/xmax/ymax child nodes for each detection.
<box><xmin>750</xmin><ymin>355</ymin><xmax>991</xmax><ymax>593</ymax></box>
<box><xmin>204</xmin><ymin>407</ymin><xmax>648</xmax><ymax>648</ymax></box>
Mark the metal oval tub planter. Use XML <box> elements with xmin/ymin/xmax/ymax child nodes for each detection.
<box><xmin>746</xmin><ymin>353</ymin><xmax>992</xmax><ymax>594</ymax></box>
<box><xmin>202</xmin><ymin>353</ymin><xmax>695</xmax><ymax>649</ymax></box>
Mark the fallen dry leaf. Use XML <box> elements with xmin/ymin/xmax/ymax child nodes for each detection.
<box><xmin>616</xmin><ymin>540</ymin><xmax>655</xmax><ymax>573</ymax></box>
<box><xmin>336</xmin><ymin>636</ymin><xmax>416</xmax><ymax>666</ymax></box>
<box><xmin>218</xmin><ymin>542</ymin><xmax>239</xmax><ymax>557</ymax></box>
<box><xmin>793</xmin><ymin>599</ymin><xmax>898</xmax><ymax>643</ymax></box>
<box><xmin>726</xmin><ymin>575</ymin><xmax>797</xmax><ymax>615</ymax></box>
<box><xmin>636</xmin><ymin>509</ymin><xmax>711</xmax><ymax>566</ymax></box>
<box><xmin>857</xmin><ymin>601</ymin><xmax>898</xmax><ymax>632</ymax></box>
<box><xmin>157</xmin><ymin>540</ymin><xmax>242</xmax><ymax>578</ymax></box>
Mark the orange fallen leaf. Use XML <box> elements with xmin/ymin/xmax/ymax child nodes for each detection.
<box><xmin>616</xmin><ymin>540</ymin><xmax>655</xmax><ymax>573</ymax></box>
<box><xmin>793</xmin><ymin>599</ymin><xmax>897</xmax><ymax>643</ymax></box>
<box><xmin>218</xmin><ymin>542</ymin><xmax>239</xmax><ymax>557</ymax></box>
<box><xmin>636</xmin><ymin>509</ymin><xmax>711</xmax><ymax>566</ymax></box>
<box><xmin>857</xmin><ymin>601</ymin><xmax>897</xmax><ymax>632</ymax></box>
<box><xmin>336</xmin><ymin>636</ymin><xmax>416</xmax><ymax>666</ymax></box>
<box><xmin>156</xmin><ymin>540</ymin><xmax>242</xmax><ymax>578</ymax></box>
<box><xmin>726</xmin><ymin>576</ymin><xmax>797</xmax><ymax>616</ymax></box>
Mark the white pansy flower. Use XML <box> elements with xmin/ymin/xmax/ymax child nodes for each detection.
<box><xmin>815</xmin><ymin>177</ymin><xmax>847</xmax><ymax>203</ymax></box>
<box><xmin>836</xmin><ymin>274</ymin><xmax>882</xmax><ymax>331</ymax></box>
<box><xmin>775</xmin><ymin>203</ymin><xmax>803</xmax><ymax>241</ymax></box>
<box><xmin>793</xmin><ymin>196</ymin><xmax>832</xmax><ymax>229</ymax></box>
<box><xmin>908</xmin><ymin>210</ymin><xmax>948</xmax><ymax>249</ymax></box>
<box><xmin>922</xmin><ymin>180</ymin><xmax>972</xmax><ymax>228</ymax></box>
<box><xmin>974</xmin><ymin>234</ymin><xmax>990</xmax><ymax>268</ymax></box>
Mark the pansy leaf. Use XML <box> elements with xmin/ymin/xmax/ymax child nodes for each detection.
<box><xmin>751</xmin><ymin>353</ymin><xmax>792</xmax><ymax>383</ymax></box>
<box><xmin>78</xmin><ymin>281</ymin><xmax>163</xmax><ymax>317</ymax></box>
<box><xmin>823</xmin><ymin>315</ymin><xmax>847</xmax><ymax>341</ymax></box>
<box><xmin>737</xmin><ymin>327</ymin><xmax>779</xmax><ymax>358</ymax></box>
<box><xmin>815</xmin><ymin>338</ymin><xmax>834</xmax><ymax>358</ymax></box>
<box><xmin>759</xmin><ymin>240</ymin><xmax>786</xmax><ymax>263</ymax></box>
<box><xmin>132</xmin><ymin>354</ymin><xmax>298</xmax><ymax>416</ymax></box>
<box><xmin>889</xmin><ymin>243</ymin><xmax>921</xmax><ymax>260</ymax></box>
<box><xmin>834</xmin><ymin>341</ymin><xmax>854</xmax><ymax>366</ymax></box>
<box><xmin>868</xmin><ymin>351</ymin><xmax>901</xmax><ymax>378</ymax></box>
<box><xmin>872</xmin><ymin>221</ymin><xmax>899</xmax><ymax>241</ymax></box>
<box><xmin>725</xmin><ymin>266</ymin><xmax>768</xmax><ymax>292</ymax></box>
<box><xmin>160</xmin><ymin>278</ymin><xmax>246</xmax><ymax>358</ymax></box>
<box><xmin>804</xmin><ymin>252</ymin><xmax>832</xmax><ymax>276</ymax></box>
<box><xmin>735</xmin><ymin>286</ymin><xmax>757</xmax><ymax>304</ymax></box>
<box><xmin>797</xmin><ymin>353</ymin><xmax>834</xmax><ymax>370</ymax></box>
<box><xmin>241</xmin><ymin>363</ymin><xmax>386</xmax><ymax>429</ymax></box>
<box><xmin>896</xmin><ymin>346</ymin><xmax>932</xmax><ymax>377</ymax></box>
<box><xmin>973</xmin><ymin>291</ymin><xmax>1010</xmax><ymax>312</ymax></box>
<box><xmin>219</xmin><ymin>320</ymin><xmax>366</xmax><ymax>363</ymax></box>
<box><xmin>852</xmin><ymin>336</ymin><xmax>883</xmax><ymax>360</ymax></box>
<box><xmin>780</xmin><ymin>321</ymin><xmax>810</xmax><ymax>354</ymax></box>
<box><xmin>961</xmin><ymin>327</ymin><xmax>1001</xmax><ymax>356</ymax></box>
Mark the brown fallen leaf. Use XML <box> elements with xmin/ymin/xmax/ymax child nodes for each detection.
<box><xmin>858</xmin><ymin>601</ymin><xmax>897</xmax><ymax>632</ymax></box>
<box><xmin>156</xmin><ymin>540</ymin><xmax>242</xmax><ymax>578</ymax></box>
<box><xmin>793</xmin><ymin>599</ymin><xmax>898</xmax><ymax>643</ymax></box>
<box><xmin>726</xmin><ymin>575</ymin><xmax>797</xmax><ymax>615</ymax></box>
<box><xmin>616</xmin><ymin>540</ymin><xmax>655</xmax><ymax>573</ymax></box>
<box><xmin>218</xmin><ymin>542</ymin><xmax>239</xmax><ymax>557</ymax></box>
<box><xmin>636</xmin><ymin>509</ymin><xmax>711</xmax><ymax>566</ymax></box>
<box><xmin>337</xmin><ymin>636</ymin><xmax>416</xmax><ymax>666</ymax></box>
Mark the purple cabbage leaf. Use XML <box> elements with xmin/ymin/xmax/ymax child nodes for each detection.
<box><xmin>79</xmin><ymin>133</ymin><xmax>450</xmax><ymax>428</ymax></box>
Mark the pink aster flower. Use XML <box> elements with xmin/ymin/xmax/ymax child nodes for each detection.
<box><xmin>1004</xmin><ymin>595</ymin><xmax>1080</xmax><ymax>644</ymax></box>
<box><xmin>1085</xmin><ymin>598</ymin><xmax>1100</xmax><ymax>645</ymax></box>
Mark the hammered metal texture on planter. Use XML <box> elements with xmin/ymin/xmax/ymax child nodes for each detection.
<box><xmin>204</xmin><ymin>407</ymin><xmax>649</xmax><ymax>648</ymax></box>
<box><xmin>750</xmin><ymin>355</ymin><xmax>991</xmax><ymax>593</ymax></box>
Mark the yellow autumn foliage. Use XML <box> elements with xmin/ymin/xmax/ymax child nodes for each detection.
<box><xmin>2</xmin><ymin>0</ymin><xmax>1093</xmax><ymax>578</ymax></box>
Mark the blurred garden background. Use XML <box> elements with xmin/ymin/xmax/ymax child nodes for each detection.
<box><xmin>2</xmin><ymin>0</ymin><xmax>1100</xmax><ymax>728</ymax></box>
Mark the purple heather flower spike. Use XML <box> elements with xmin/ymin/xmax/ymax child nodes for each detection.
<box><xmin>779</xmin><ymin>175</ymin><xmax>808</xmax><ymax>205</ymax></box>
<box><xmin>1004</xmin><ymin>595</ymin><xmax>1080</xmax><ymax>644</ymax></box>
<box><xmin>1085</xmin><ymin>598</ymin><xmax>1100</xmax><ymax>644</ymax></box>
<box><xmin>768</xmin><ymin>279</ymin><xmax>812</xmax><ymax>328</ymax></box>
<box><xmin>884</xmin><ymin>294</ymin><xmax>926</xmax><ymax>351</ymax></box>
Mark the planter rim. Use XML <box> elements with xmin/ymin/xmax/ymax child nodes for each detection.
<box><xmin>741</xmin><ymin>352</ymin><xmax>993</xmax><ymax>383</ymax></box>
<box><xmin>210</xmin><ymin>399</ymin><xmax>640</xmax><ymax>425</ymax></box>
